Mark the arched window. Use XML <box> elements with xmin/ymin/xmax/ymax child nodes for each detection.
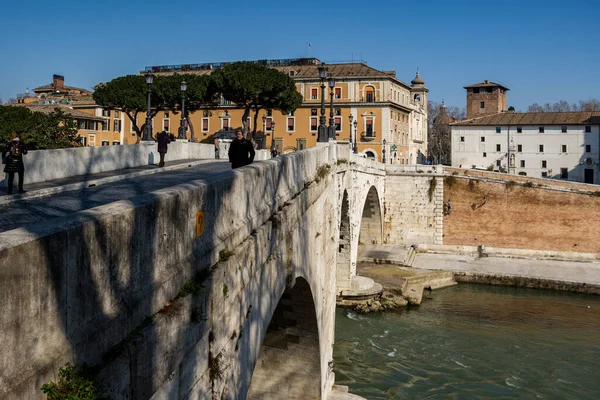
<box><xmin>365</xmin><ymin>151</ymin><xmax>376</xmax><ymax>159</ymax></box>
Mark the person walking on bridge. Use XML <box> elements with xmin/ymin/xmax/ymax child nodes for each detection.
<box><xmin>2</xmin><ymin>132</ymin><xmax>28</xmax><ymax>194</ymax></box>
<box><xmin>229</xmin><ymin>130</ymin><xmax>255</xmax><ymax>169</ymax></box>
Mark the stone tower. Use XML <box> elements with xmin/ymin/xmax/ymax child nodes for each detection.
<box><xmin>464</xmin><ymin>80</ymin><xmax>509</xmax><ymax>119</ymax></box>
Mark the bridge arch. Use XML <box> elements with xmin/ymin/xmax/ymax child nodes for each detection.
<box><xmin>358</xmin><ymin>185</ymin><xmax>383</xmax><ymax>246</ymax></box>
<box><xmin>247</xmin><ymin>277</ymin><xmax>321</xmax><ymax>399</ymax></box>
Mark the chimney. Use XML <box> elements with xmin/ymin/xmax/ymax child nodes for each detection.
<box><xmin>53</xmin><ymin>74</ymin><xmax>65</xmax><ymax>92</ymax></box>
<box><xmin>484</xmin><ymin>80</ymin><xmax>489</xmax><ymax>84</ymax></box>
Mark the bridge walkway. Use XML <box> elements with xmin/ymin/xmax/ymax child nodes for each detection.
<box><xmin>0</xmin><ymin>159</ymin><xmax>231</xmax><ymax>234</ymax></box>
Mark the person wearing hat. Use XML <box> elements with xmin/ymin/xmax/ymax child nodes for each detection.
<box><xmin>2</xmin><ymin>132</ymin><xmax>28</xmax><ymax>194</ymax></box>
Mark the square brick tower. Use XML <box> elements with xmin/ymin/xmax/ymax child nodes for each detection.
<box><xmin>464</xmin><ymin>80</ymin><xmax>509</xmax><ymax>119</ymax></box>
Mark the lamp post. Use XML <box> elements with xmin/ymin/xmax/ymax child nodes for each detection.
<box><xmin>353</xmin><ymin>120</ymin><xmax>358</xmax><ymax>153</ymax></box>
<box><xmin>328</xmin><ymin>77</ymin><xmax>336</xmax><ymax>140</ymax></box>
<box><xmin>262</xmin><ymin>115</ymin><xmax>267</xmax><ymax>150</ymax></box>
<box><xmin>348</xmin><ymin>114</ymin><xmax>354</xmax><ymax>152</ymax></box>
<box><xmin>178</xmin><ymin>80</ymin><xmax>187</xmax><ymax>140</ymax></box>
<box><xmin>271</xmin><ymin>120</ymin><xmax>277</xmax><ymax>157</ymax></box>
<box><xmin>143</xmin><ymin>73</ymin><xmax>154</xmax><ymax>141</ymax></box>
<box><xmin>317</xmin><ymin>65</ymin><xmax>328</xmax><ymax>142</ymax></box>
<box><xmin>382</xmin><ymin>138</ymin><xmax>386</xmax><ymax>164</ymax></box>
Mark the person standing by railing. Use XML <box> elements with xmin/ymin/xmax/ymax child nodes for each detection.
<box><xmin>2</xmin><ymin>132</ymin><xmax>28</xmax><ymax>194</ymax></box>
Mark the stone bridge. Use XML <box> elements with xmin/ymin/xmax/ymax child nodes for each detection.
<box><xmin>0</xmin><ymin>142</ymin><xmax>443</xmax><ymax>399</ymax></box>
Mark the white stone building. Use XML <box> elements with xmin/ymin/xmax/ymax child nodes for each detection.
<box><xmin>450</xmin><ymin>112</ymin><xmax>600</xmax><ymax>184</ymax></box>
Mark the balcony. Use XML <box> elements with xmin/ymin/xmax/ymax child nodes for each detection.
<box><xmin>360</xmin><ymin>131</ymin><xmax>376</xmax><ymax>141</ymax></box>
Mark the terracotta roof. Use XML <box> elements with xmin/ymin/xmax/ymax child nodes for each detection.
<box><xmin>463</xmin><ymin>81</ymin><xmax>509</xmax><ymax>91</ymax></box>
<box><xmin>150</xmin><ymin>62</ymin><xmax>412</xmax><ymax>87</ymax></box>
<box><xmin>450</xmin><ymin>111</ymin><xmax>600</xmax><ymax>126</ymax></box>
<box><xmin>32</xmin><ymin>84</ymin><xmax>92</xmax><ymax>94</ymax></box>
<box><xmin>7</xmin><ymin>104</ymin><xmax>105</xmax><ymax>121</ymax></box>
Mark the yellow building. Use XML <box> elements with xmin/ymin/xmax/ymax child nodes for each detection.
<box><xmin>14</xmin><ymin>75</ymin><xmax>126</xmax><ymax>146</ymax></box>
<box><xmin>137</xmin><ymin>58</ymin><xmax>429</xmax><ymax>164</ymax></box>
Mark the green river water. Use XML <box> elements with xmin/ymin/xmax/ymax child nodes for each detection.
<box><xmin>333</xmin><ymin>284</ymin><xmax>600</xmax><ymax>399</ymax></box>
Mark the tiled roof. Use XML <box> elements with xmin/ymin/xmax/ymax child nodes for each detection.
<box><xmin>150</xmin><ymin>63</ymin><xmax>412</xmax><ymax>87</ymax></box>
<box><xmin>32</xmin><ymin>84</ymin><xmax>92</xmax><ymax>94</ymax></box>
<box><xmin>450</xmin><ymin>111</ymin><xmax>600</xmax><ymax>126</ymax></box>
<box><xmin>7</xmin><ymin>104</ymin><xmax>105</xmax><ymax>121</ymax></box>
<box><xmin>463</xmin><ymin>81</ymin><xmax>509</xmax><ymax>91</ymax></box>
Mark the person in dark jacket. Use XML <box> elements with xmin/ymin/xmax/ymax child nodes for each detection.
<box><xmin>156</xmin><ymin>131</ymin><xmax>170</xmax><ymax>167</ymax></box>
<box><xmin>228</xmin><ymin>130</ymin><xmax>255</xmax><ymax>169</ymax></box>
<box><xmin>2</xmin><ymin>132</ymin><xmax>28</xmax><ymax>194</ymax></box>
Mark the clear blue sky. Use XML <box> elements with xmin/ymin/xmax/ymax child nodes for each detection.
<box><xmin>1</xmin><ymin>0</ymin><xmax>598</xmax><ymax>111</ymax></box>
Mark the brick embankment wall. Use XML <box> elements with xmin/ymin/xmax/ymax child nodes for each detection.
<box><xmin>443</xmin><ymin>176</ymin><xmax>600</xmax><ymax>253</ymax></box>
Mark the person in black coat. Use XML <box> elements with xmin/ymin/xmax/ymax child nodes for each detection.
<box><xmin>228</xmin><ymin>130</ymin><xmax>255</xmax><ymax>169</ymax></box>
<box><xmin>156</xmin><ymin>131</ymin><xmax>170</xmax><ymax>167</ymax></box>
<box><xmin>2</xmin><ymin>132</ymin><xmax>28</xmax><ymax>194</ymax></box>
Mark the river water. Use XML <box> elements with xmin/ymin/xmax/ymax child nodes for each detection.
<box><xmin>333</xmin><ymin>284</ymin><xmax>600</xmax><ymax>399</ymax></box>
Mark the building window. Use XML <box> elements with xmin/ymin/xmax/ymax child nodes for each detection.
<box><xmin>335</xmin><ymin>88</ymin><xmax>341</xmax><ymax>99</ymax></box>
<box><xmin>289</xmin><ymin>70</ymin><xmax>295</xmax><ymax>77</ymax></box>
<box><xmin>473</xmin><ymin>88</ymin><xmax>480</xmax><ymax>94</ymax></box>
<box><xmin>335</xmin><ymin>108</ymin><xmax>341</xmax><ymax>116</ymax></box>
<box><xmin>517</xmin><ymin>144</ymin><xmax>522</xmax><ymax>152</ymax></box>
<box><xmin>480</xmin><ymin>101</ymin><xmax>485</xmax><ymax>109</ymax></box>
<box><xmin>480</xmin><ymin>136</ymin><xmax>485</xmax><ymax>142</ymax></box>
<box><xmin>163</xmin><ymin>119</ymin><xmax>169</xmax><ymax>132</ymax></box>
<box><xmin>164</xmin><ymin>112</ymin><xmax>169</xmax><ymax>118</ymax></box>
<box><xmin>496</xmin><ymin>144</ymin><xmax>501</xmax><ymax>151</ymax></box>
<box><xmin>585</xmin><ymin>125</ymin><xmax>592</xmax><ymax>133</ymax></box>
<box><xmin>297</xmin><ymin>138</ymin><xmax>306</xmax><ymax>150</ymax></box>
<box><xmin>585</xmin><ymin>144</ymin><xmax>591</xmax><ymax>153</ymax></box>
<box><xmin>539</xmin><ymin>144</ymin><xmax>544</xmax><ymax>152</ymax></box>
<box><xmin>266</xmin><ymin>118</ymin><xmax>272</xmax><ymax>131</ymax></box>
<box><xmin>560</xmin><ymin>168</ymin><xmax>568</xmax><ymax>179</ymax></box>
<box><xmin>539</xmin><ymin>126</ymin><xmax>545</xmax><ymax>133</ymax></box>
<box><xmin>460</xmin><ymin>136</ymin><xmax>465</xmax><ymax>142</ymax></box>
<box><xmin>561</xmin><ymin>144</ymin><xmax>567</xmax><ymax>153</ymax></box>
<box><xmin>79</xmin><ymin>120</ymin><xmax>97</xmax><ymax>130</ymax></box>
<box><xmin>496</xmin><ymin>127</ymin><xmax>501</xmax><ymax>133</ymax></box>
<box><xmin>310</xmin><ymin>117</ymin><xmax>318</xmax><ymax>132</ymax></box>
<box><xmin>80</xmin><ymin>136</ymin><xmax>87</xmax><ymax>146</ymax></box>
<box><xmin>542</xmin><ymin>160</ymin><xmax>547</xmax><ymax>168</ymax></box>
<box><xmin>517</xmin><ymin>126</ymin><xmax>522</xmax><ymax>133</ymax></box>
<box><xmin>520</xmin><ymin>160</ymin><xmax>525</xmax><ymax>168</ymax></box>
<box><xmin>287</xmin><ymin>117</ymin><xmax>295</xmax><ymax>132</ymax></box>
<box><xmin>114</xmin><ymin>111</ymin><xmax>120</xmax><ymax>118</ymax></box>
<box><xmin>541</xmin><ymin>172</ymin><xmax>548</xmax><ymax>177</ymax></box>
<box><xmin>496</xmin><ymin>160</ymin><xmax>501</xmax><ymax>167</ymax></box>
<box><xmin>561</xmin><ymin>126</ymin><xmax>567</xmax><ymax>133</ymax></box>
<box><xmin>102</xmin><ymin>120</ymin><xmax>109</xmax><ymax>131</ymax></box>
<box><xmin>112</xmin><ymin>141</ymin><xmax>120</xmax><ymax>145</ymax></box>
<box><xmin>366</xmin><ymin>89</ymin><xmax>374</xmax><ymax>102</ymax></box>
<box><xmin>311</xmin><ymin>88</ymin><xmax>318</xmax><ymax>100</ymax></box>
<box><xmin>202</xmin><ymin>118</ymin><xmax>209</xmax><ymax>132</ymax></box>
<box><xmin>102</xmin><ymin>109</ymin><xmax>110</xmax><ymax>117</ymax></box>
<box><xmin>287</xmin><ymin>111</ymin><xmax>294</xmax><ymax>116</ymax></box>
<box><xmin>334</xmin><ymin>117</ymin><xmax>341</xmax><ymax>132</ymax></box>
<box><xmin>113</xmin><ymin>120</ymin><xmax>121</xmax><ymax>132</ymax></box>
<box><xmin>88</xmin><ymin>134</ymin><xmax>96</xmax><ymax>147</ymax></box>
<box><xmin>203</xmin><ymin>110</ymin><xmax>209</xmax><ymax>117</ymax></box>
<box><xmin>102</xmin><ymin>140</ymin><xmax>109</xmax><ymax>146</ymax></box>
<box><xmin>366</xmin><ymin>119</ymin><xmax>374</xmax><ymax>137</ymax></box>
<box><xmin>483</xmin><ymin>152</ymin><xmax>487</xmax><ymax>157</ymax></box>
<box><xmin>222</xmin><ymin>118</ymin><xmax>230</xmax><ymax>130</ymax></box>
<box><xmin>311</xmin><ymin>109</ymin><xmax>317</xmax><ymax>116</ymax></box>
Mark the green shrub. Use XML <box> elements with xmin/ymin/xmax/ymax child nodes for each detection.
<box><xmin>41</xmin><ymin>363</ymin><xmax>101</xmax><ymax>400</ymax></box>
<box><xmin>523</xmin><ymin>181</ymin><xmax>534</xmax><ymax>188</ymax></box>
<box><xmin>505</xmin><ymin>180</ymin><xmax>517</xmax><ymax>191</ymax></box>
<box><xmin>445</xmin><ymin>175</ymin><xmax>457</xmax><ymax>188</ymax></box>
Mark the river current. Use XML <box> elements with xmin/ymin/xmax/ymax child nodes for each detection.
<box><xmin>333</xmin><ymin>284</ymin><xmax>600</xmax><ymax>399</ymax></box>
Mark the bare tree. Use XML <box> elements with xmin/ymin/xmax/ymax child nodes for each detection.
<box><xmin>527</xmin><ymin>98</ymin><xmax>600</xmax><ymax>112</ymax></box>
<box><xmin>427</xmin><ymin>102</ymin><xmax>465</xmax><ymax>165</ymax></box>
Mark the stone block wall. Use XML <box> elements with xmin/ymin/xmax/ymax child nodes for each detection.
<box><xmin>383</xmin><ymin>165</ymin><xmax>443</xmax><ymax>246</ymax></box>
<box><xmin>0</xmin><ymin>145</ymin><xmax>338</xmax><ymax>399</ymax></box>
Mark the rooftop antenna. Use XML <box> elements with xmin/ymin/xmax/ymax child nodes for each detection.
<box><xmin>308</xmin><ymin>43</ymin><xmax>312</xmax><ymax>58</ymax></box>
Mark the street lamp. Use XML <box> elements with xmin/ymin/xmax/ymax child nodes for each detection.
<box><xmin>353</xmin><ymin>119</ymin><xmax>358</xmax><ymax>154</ymax></box>
<box><xmin>262</xmin><ymin>115</ymin><xmax>267</xmax><ymax>150</ymax></box>
<box><xmin>382</xmin><ymin>138</ymin><xmax>386</xmax><ymax>164</ymax></box>
<box><xmin>328</xmin><ymin>77</ymin><xmax>336</xmax><ymax>140</ymax></box>
<box><xmin>271</xmin><ymin>120</ymin><xmax>277</xmax><ymax>157</ymax></box>
<box><xmin>317</xmin><ymin>64</ymin><xmax>328</xmax><ymax>142</ymax></box>
<box><xmin>143</xmin><ymin>73</ymin><xmax>154</xmax><ymax>141</ymax></box>
<box><xmin>349</xmin><ymin>114</ymin><xmax>358</xmax><ymax>154</ymax></box>
<box><xmin>178</xmin><ymin>80</ymin><xmax>187</xmax><ymax>140</ymax></box>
